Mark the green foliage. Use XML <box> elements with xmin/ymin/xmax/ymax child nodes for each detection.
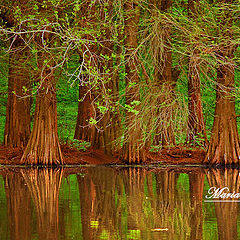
<box><xmin>149</xmin><ymin>145</ymin><xmax>162</xmax><ymax>153</ymax></box>
<box><xmin>69</xmin><ymin>139</ymin><xmax>91</xmax><ymax>151</ymax></box>
<box><xmin>0</xmin><ymin>50</ymin><xmax>8</xmax><ymax>141</ymax></box>
<box><xmin>0</xmin><ymin>0</ymin><xmax>240</xmax><ymax>155</ymax></box>
<box><xmin>124</xmin><ymin>104</ymin><xmax>139</xmax><ymax>115</ymax></box>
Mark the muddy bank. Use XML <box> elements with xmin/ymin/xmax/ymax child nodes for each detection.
<box><xmin>0</xmin><ymin>145</ymin><xmax>205</xmax><ymax>165</ymax></box>
<box><xmin>144</xmin><ymin>147</ymin><xmax>205</xmax><ymax>165</ymax></box>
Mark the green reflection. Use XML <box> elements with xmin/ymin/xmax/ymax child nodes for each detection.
<box><xmin>0</xmin><ymin>166</ymin><xmax>239</xmax><ymax>240</ymax></box>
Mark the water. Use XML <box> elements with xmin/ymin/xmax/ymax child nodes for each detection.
<box><xmin>0</xmin><ymin>166</ymin><xmax>239</xmax><ymax>240</ymax></box>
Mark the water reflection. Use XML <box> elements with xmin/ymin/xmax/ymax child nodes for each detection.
<box><xmin>189</xmin><ymin>169</ymin><xmax>204</xmax><ymax>240</ymax></box>
<box><xmin>4</xmin><ymin>169</ymin><xmax>32</xmax><ymax>240</ymax></box>
<box><xmin>21</xmin><ymin>168</ymin><xmax>63</xmax><ymax>240</ymax></box>
<box><xmin>0</xmin><ymin>166</ymin><xmax>240</xmax><ymax>239</ymax></box>
<box><xmin>205</xmin><ymin>168</ymin><xmax>240</xmax><ymax>240</ymax></box>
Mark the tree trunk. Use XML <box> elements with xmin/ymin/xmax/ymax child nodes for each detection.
<box><xmin>74</xmin><ymin>85</ymin><xmax>96</xmax><ymax>143</ymax></box>
<box><xmin>74</xmin><ymin>2</ymin><xmax>121</xmax><ymax>156</ymax></box>
<box><xmin>204</xmin><ymin>62</ymin><xmax>240</xmax><ymax>164</ymax></box>
<box><xmin>153</xmin><ymin>0</ymin><xmax>176</xmax><ymax>147</ymax></box>
<box><xmin>4</xmin><ymin>37</ymin><xmax>31</xmax><ymax>148</ymax></box>
<box><xmin>21</xmin><ymin>67</ymin><xmax>63</xmax><ymax>165</ymax></box>
<box><xmin>98</xmin><ymin>15</ymin><xmax>122</xmax><ymax>156</ymax></box>
<box><xmin>204</xmin><ymin>0</ymin><xmax>239</xmax><ymax>164</ymax></box>
<box><xmin>186</xmin><ymin>0</ymin><xmax>207</xmax><ymax>146</ymax></box>
<box><xmin>122</xmin><ymin>0</ymin><xmax>143</xmax><ymax>163</ymax></box>
<box><xmin>74</xmin><ymin>1</ymin><xmax>98</xmax><ymax>147</ymax></box>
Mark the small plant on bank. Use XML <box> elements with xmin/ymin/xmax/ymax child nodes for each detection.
<box><xmin>149</xmin><ymin>145</ymin><xmax>162</xmax><ymax>153</ymax></box>
<box><xmin>70</xmin><ymin>139</ymin><xmax>91</xmax><ymax>151</ymax></box>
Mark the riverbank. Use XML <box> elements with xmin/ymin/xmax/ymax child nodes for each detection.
<box><xmin>0</xmin><ymin>144</ymin><xmax>205</xmax><ymax>165</ymax></box>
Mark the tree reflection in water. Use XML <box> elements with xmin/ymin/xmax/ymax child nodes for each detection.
<box><xmin>2</xmin><ymin>166</ymin><xmax>240</xmax><ymax>239</ymax></box>
<box><xmin>77</xmin><ymin>167</ymin><xmax>204</xmax><ymax>240</ymax></box>
<box><xmin>21</xmin><ymin>168</ymin><xmax>63</xmax><ymax>240</ymax></box>
<box><xmin>77</xmin><ymin>167</ymin><xmax>118</xmax><ymax>240</ymax></box>
<box><xmin>205</xmin><ymin>168</ymin><xmax>240</xmax><ymax>240</ymax></box>
<box><xmin>4</xmin><ymin>169</ymin><xmax>32</xmax><ymax>240</ymax></box>
<box><xmin>189</xmin><ymin>169</ymin><xmax>204</xmax><ymax>240</ymax></box>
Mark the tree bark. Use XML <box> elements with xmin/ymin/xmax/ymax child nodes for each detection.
<box><xmin>153</xmin><ymin>0</ymin><xmax>176</xmax><ymax>147</ymax></box>
<box><xmin>98</xmin><ymin>14</ymin><xmax>122</xmax><ymax>155</ymax></box>
<box><xmin>204</xmin><ymin>62</ymin><xmax>240</xmax><ymax>164</ymax></box>
<box><xmin>21</xmin><ymin>63</ymin><xmax>63</xmax><ymax>165</ymax></box>
<box><xmin>121</xmin><ymin>0</ymin><xmax>143</xmax><ymax>163</ymax></box>
<box><xmin>4</xmin><ymin>37</ymin><xmax>31</xmax><ymax>148</ymax></box>
<box><xmin>186</xmin><ymin>0</ymin><xmax>207</xmax><ymax>146</ymax></box>
<box><xmin>74</xmin><ymin>1</ymin><xmax>97</xmax><ymax>147</ymax></box>
<box><xmin>74</xmin><ymin>85</ymin><xmax>96</xmax><ymax>143</ymax></box>
<box><xmin>74</xmin><ymin>2</ymin><xmax>121</xmax><ymax>156</ymax></box>
<box><xmin>204</xmin><ymin>0</ymin><xmax>239</xmax><ymax>164</ymax></box>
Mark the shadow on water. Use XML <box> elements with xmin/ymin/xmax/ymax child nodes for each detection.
<box><xmin>0</xmin><ymin>166</ymin><xmax>239</xmax><ymax>239</ymax></box>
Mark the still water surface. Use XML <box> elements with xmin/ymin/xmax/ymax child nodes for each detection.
<box><xmin>0</xmin><ymin>166</ymin><xmax>239</xmax><ymax>240</ymax></box>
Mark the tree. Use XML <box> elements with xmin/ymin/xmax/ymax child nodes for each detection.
<box><xmin>74</xmin><ymin>1</ymin><xmax>121</xmax><ymax>156</ymax></box>
<box><xmin>186</xmin><ymin>0</ymin><xmax>207</xmax><ymax>146</ymax></box>
<box><xmin>1</xmin><ymin>3</ymin><xmax>31</xmax><ymax>148</ymax></box>
<box><xmin>74</xmin><ymin>2</ymin><xmax>99</xmax><ymax>146</ymax></box>
<box><xmin>21</xmin><ymin>49</ymin><xmax>63</xmax><ymax>165</ymax></box>
<box><xmin>121</xmin><ymin>0</ymin><xmax>142</xmax><ymax>163</ymax></box>
<box><xmin>151</xmin><ymin>0</ymin><xmax>177</xmax><ymax>147</ymax></box>
<box><xmin>74</xmin><ymin>84</ymin><xmax>96</xmax><ymax>143</ymax></box>
<box><xmin>0</xmin><ymin>1</ymin><xmax>64</xmax><ymax>164</ymax></box>
<box><xmin>204</xmin><ymin>0</ymin><xmax>240</xmax><ymax>164</ymax></box>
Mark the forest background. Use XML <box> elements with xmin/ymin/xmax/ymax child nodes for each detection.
<box><xmin>0</xmin><ymin>0</ymin><xmax>240</xmax><ymax>165</ymax></box>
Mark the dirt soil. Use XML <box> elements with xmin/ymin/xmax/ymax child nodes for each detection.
<box><xmin>144</xmin><ymin>147</ymin><xmax>205</xmax><ymax>165</ymax></box>
<box><xmin>0</xmin><ymin>144</ymin><xmax>205</xmax><ymax>166</ymax></box>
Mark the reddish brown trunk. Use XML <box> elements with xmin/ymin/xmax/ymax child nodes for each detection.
<box><xmin>187</xmin><ymin>70</ymin><xmax>207</xmax><ymax>145</ymax></box>
<box><xmin>74</xmin><ymin>2</ymin><xmax>121</xmax><ymax>156</ymax></box>
<box><xmin>205</xmin><ymin>0</ymin><xmax>239</xmax><ymax>164</ymax></box>
<box><xmin>204</xmin><ymin>62</ymin><xmax>240</xmax><ymax>164</ymax></box>
<box><xmin>4</xmin><ymin>37</ymin><xmax>31</xmax><ymax>148</ymax></box>
<box><xmin>74</xmin><ymin>1</ymin><xmax>98</xmax><ymax>148</ymax></box>
<box><xmin>187</xmin><ymin>0</ymin><xmax>207</xmax><ymax>146</ymax></box>
<box><xmin>99</xmin><ymin>26</ymin><xmax>122</xmax><ymax>156</ymax></box>
<box><xmin>74</xmin><ymin>85</ymin><xmax>95</xmax><ymax>143</ymax></box>
<box><xmin>122</xmin><ymin>0</ymin><xmax>142</xmax><ymax>163</ymax></box>
<box><xmin>153</xmin><ymin>0</ymin><xmax>176</xmax><ymax>147</ymax></box>
<box><xmin>21</xmin><ymin>68</ymin><xmax>63</xmax><ymax>165</ymax></box>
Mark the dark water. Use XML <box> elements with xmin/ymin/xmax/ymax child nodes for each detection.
<box><xmin>0</xmin><ymin>166</ymin><xmax>239</xmax><ymax>240</ymax></box>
